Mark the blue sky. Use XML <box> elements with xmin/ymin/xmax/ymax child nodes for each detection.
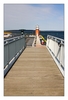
<box><xmin>4</xmin><ymin>4</ymin><xmax>64</xmax><ymax>30</ymax></box>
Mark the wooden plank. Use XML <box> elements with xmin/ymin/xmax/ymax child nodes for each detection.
<box><xmin>4</xmin><ymin>46</ymin><xmax>64</xmax><ymax>96</ymax></box>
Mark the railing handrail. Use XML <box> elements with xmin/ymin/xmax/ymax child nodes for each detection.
<box><xmin>46</xmin><ymin>35</ymin><xmax>64</xmax><ymax>77</ymax></box>
<box><xmin>4</xmin><ymin>35</ymin><xmax>25</xmax><ymax>45</ymax></box>
<box><xmin>47</xmin><ymin>35</ymin><xmax>64</xmax><ymax>42</ymax></box>
<box><xmin>4</xmin><ymin>35</ymin><xmax>26</xmax><ymax>77</ymax></box>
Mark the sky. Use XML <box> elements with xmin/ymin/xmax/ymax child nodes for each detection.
<box><xmin>4</xmin><ymin>4</ymin><xmax>64</xmax><ymax>31</ymax></box>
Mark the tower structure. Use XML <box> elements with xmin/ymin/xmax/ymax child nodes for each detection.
<box><xmin>35</xmin><ymin>25</ymin><xmax>39</xmax><ymax>36</ymax></box>
<box><xmin>35</xmin><ymin>25</ymin><xmax>41</xmax><ymax>46</ymax></box>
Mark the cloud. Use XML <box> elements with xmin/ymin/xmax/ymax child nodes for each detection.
<box><xmin>58</xmin><ymin>16</ymin><xmax>64</xmax><ymax>20</ymax></box>
<box><xmin>4</xmin><ymin>4</ymin><xmax>64</xmax><ymax>30</ymax></box>
<box><xmin>4</xmin><ymin>4</ymin><xmax>52</xmax><ymax>21</ymax></box>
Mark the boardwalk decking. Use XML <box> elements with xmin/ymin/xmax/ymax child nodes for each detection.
<box><xmin>4</xmin><ymin>46</ymin><xmax>64</xmax><ymax>96</ymax></box>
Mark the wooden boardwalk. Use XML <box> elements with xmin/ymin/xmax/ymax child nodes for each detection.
<box><xmin>4</xmin><ymin>46</ymin><xmax>64</xmax><ymax>96</ymax></box>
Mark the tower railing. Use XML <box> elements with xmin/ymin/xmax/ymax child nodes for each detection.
<box><xmin>4</xmin><ymin>35</ymin><xmax>26</xmax><ymax>77</ymax></box>
<box><xmin>46</xmin><ymin>35</ymin><xmax>64</xmax><ymax>76</ymax></box>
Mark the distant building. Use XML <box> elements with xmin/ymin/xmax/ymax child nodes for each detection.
<box><xmin>4</xmin><ymin>31</ymin><xmax>12</xmax><ymax>38</ymax></box>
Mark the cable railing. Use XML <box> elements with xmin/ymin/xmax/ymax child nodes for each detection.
<box><xmin>46</xmin><ymin>35</ymin><xmax>64</xmax><ymax>76</ymax></box>
<box><xmin>4</xmin><ymin>35</ymin><xmax>26</xmax><ymax>77</ymax></box>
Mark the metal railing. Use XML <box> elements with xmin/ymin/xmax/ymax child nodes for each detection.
<box><xmin>46</xmin><ymin>35</ymin><xmax>64</xmax><ymax>76</ymax></box>
<box><xmin>4</xmin><ymin>35</ymin><xmax>26</xmax><ymax>77</ymax></box>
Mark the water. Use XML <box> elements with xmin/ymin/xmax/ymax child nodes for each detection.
<box><xmin>40</xmin><ymin>31</ymin><xmax>64</xmax><ymax>40</ymax></box>
<box><xmin>24</xmin><ymin>30</ymin><xmax>64</xmax><ymax>40</ymax></box>
<box><xmin>4</xmin><ymin>30</ymin><xmax>64</xmax><ymax>40</ymax></box>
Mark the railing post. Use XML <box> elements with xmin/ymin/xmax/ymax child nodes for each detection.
<box><xmin>60</xmin><ymin>41</ymin><xmax>64</xmax><ymax>68</ymax></box>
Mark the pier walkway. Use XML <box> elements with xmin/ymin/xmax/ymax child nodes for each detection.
<box><xmin>4</xmin><ymin>46</ymin><xmax>64</xmax><ymax>96</ymax></box>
